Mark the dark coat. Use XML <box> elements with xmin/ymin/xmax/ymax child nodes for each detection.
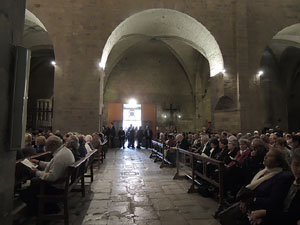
<box><xmin>200</xmin><ymin>143</ymin><xmax>211</xmax><ymax>155</ymax></box>
<box><xmin>78</xmin><ymin>143</ymin><xmax>87</xmax><ymax>158</ymax></box>
<box><xmin>178</xmin><ymin>138</ymin><xmax>190</xmax><ymax>150</ymax></box>
<box><xmin>144</xmin><ymin>128</ymin><xmax>153</xmax><ymax>139</ymax></box>
<box><xmin>216</xmin><ymin>147</ymin><xmax>229</xmax><ymax>161</ymax></box>
<box><xmin>118</xmin><ymin>130</ymin><xmax>125</xmax><ymax>139</ymax></box>
<box><xmin>265</xmin><ymin>180</ymin><xmax>300</xmax><ymax>225</ymax></box>
<box><xmin>253</xmin><ymin>171</ymin><xmax>294</xmax><ymax>211</ymax></box>
<box><xmin>36</xmin><ymin>145</ymin><xmax>46</xmax><ymax>154</ymax></box>
<box><xmin>223</xmin><ymin>148</ymin><xmax>238</xmax><ymax>165</ymax></box>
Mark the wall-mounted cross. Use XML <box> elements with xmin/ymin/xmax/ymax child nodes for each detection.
<box><xmin>165</xmin><ymin>104</ymin><xmax>179</xmax><ymax>125</ymax></box>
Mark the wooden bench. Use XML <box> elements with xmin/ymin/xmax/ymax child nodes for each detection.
<box><xmin>37</xmin><ymin>150</ymin><xmax>98</xmax><ymax>225</ymax></box>
<box><xmin>93</xmin><ymin>142</ymin><xmax>107</xmax><ymax>168</ymax></box>
<box><xmin>13</xmin><ymin>151</ymin><xmax>53</xmax><ymax>224</ymax></box>
<box><xmin>84</xmin><ymin>149</ymin><xmax>98</xmax><ymax>182</ymax></box>
<box><xmin>173</xmin><ymin>148</ymin><xmax>226</xmax><ymax>216</ymax></box>
<box><xmin>15</xmin><ymin>151</ymin><xmax>52</xmax><ymax>186</ymax></box>
<box><xmin>150</xmin><ymin>140</ymin><xmax>172</xmax><ymax>168</ymax></box>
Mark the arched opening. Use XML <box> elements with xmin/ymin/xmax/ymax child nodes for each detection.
<box><xmin>259</xmin><ymin>23</ymin><xmax>300</xmax><ymax>132</ymax></box>
<box><xmin>23</xmin><ymin>10</ymin><xmax>55</xmax><ymax>131</ymax></box>
<box><xmin>99</xmin><ymin>8</ymin><xmax>224</xmax><ymax>132</ymax></box>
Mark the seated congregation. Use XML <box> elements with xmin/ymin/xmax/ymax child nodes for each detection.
<box><xmin>14</xmin><ymin>129</ymin><xmax>108</xmax><ymax>224</ymax></box>
<box><xmin>14</xmin><ymin>126</ymin><xmax>300</xmax><ymax>225</ymax></box>
<box><xmin>150</xmin><ymin>129</ymin><xmax>300</xmax><ymax>225</ymax></box>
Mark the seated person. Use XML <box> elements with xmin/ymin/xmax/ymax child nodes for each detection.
<box><xmin>250</xmin><ymin>148</ymin><xmax>300</xmax><ymax>225</ymax></box>
<box><xmin>194</xmin><ymin>134</ymin><xmax>210</xmax><ymax>154</ymax></box>
<box><xmin>65</xmin><ymin>135</ymin><xmax>81</xmax><ymax>161</ymax></box>
<box><xmin>221</xmin><ymin>148</ymin><xmax>292</xmax><ymax>225</ymax></box>
<box><xmin>226</xmin><ymin>138</ymin><xmax>251</xmax><ymax>168</ymax></box>
<box><xmin>166</xmin><ymin>134</ymin><xmax>176</xmax><ymax>148</ymax></box>
<box><xmin>243</xmin><ymin>138</ymin><xmax>267</xmax><ymax>184</ymax></box>
<box><xmin>202</xmin><ymin>138</ymin><xmax>220</xmax><ymax>159</ymax></box>
<box><xmin>35</xmin><ymin>135</ymin><xmax>46</xmax><ymax>153</ymax></box>
<box><xmin>22</xmin><ymin>133</ymin><xmax>36</xmax><ymax>157</ymax></box>
<box><xmin>77</xmin><ymin>134</ymin><xmax>88</xmax><ymax>157</ymax></box>
<box><xmin>223</xmin><ymin>139</ymin><xmax>239</xmax><ymax>165</ymax></box>
<box><xmin>216</xmin><ymin>138</ymin><xmax>229</xmax><ymax>161</ymax></box>
<box><xmin>166</xmin><ymin>134</ymin><xmax>188</xmax><ymax>166</ymax></box>
<box><xmin>84</xmin><ymin>134</ymin><xmax>93</xmax><ymax>153</ymax></box>
<box><xmin>20</xmin><ymin>136</ymin><xmax>75</xmax><ymax>215</ymax></box>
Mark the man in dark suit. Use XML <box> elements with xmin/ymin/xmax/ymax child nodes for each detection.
<box><xmin>195</xmin><ymin>134</ymin><xmax>210</xmax><ymax>154</ymax></box>
<box><xmin>144</xmin><ymin>126</ymin><xmax>153</xmax><ymax>149</ymax></box>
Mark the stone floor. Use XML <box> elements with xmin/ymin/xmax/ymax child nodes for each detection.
<box><xmin>26</xmin><ymin>148</ymin><xmax>220</xmax><ymax>225</ymax></box>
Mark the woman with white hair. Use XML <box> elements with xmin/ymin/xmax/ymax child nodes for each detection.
<box><xmin>84</xmin><ymin>134</ymin><xmax>93</xmax><ymax>153</ymax></box>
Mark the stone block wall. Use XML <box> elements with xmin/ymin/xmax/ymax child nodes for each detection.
<box><xmin>214</xmin><ymin>109</ymin><xmax>241</xmax><ymax>134</ymax></box>
<box><xmin>25</xmin><ymin>0</ymin><xmax>300</xmax><ymax>134</ymax></box>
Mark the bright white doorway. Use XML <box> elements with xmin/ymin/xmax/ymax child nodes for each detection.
<box><xmin>123</xmin><ymin>102</ymin><xmax>141</xmax><ymax>130</ymax></box>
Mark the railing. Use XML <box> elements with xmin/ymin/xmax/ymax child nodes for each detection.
<box><xmin>150</xmin><ymin>140</ymin><xmax>172</xmax><ymax>168</ymax></box>
<box><xmin>173</xmin><ymin>148</ymin><xmax>226</xmax><ymax>215</ymax></box>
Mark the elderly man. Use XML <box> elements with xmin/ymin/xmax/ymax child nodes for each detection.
<box><xmin>20</xmin><ymin>136</ymin><xmax>75</xmax><ymax>215</ymax></box>
<box><xmin>194</xmin><ymin>134</ymin><xmax>210</xmax><ymax>154</ymax></box>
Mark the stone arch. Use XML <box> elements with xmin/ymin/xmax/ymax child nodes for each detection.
<box><xmin>103</xmin><ymin>37</ymin><xmax>195</xmax><ymax>95</ymax></box>
<box><xmin>23</xmin><ymin>9</ymin><xmax>53</xmax><ymax>50</ymax></box>
<box><xmin>259</xmin><ymin>23</ymin><xmax>300</xmax><ymax>131</ymax></box>
<box><xmin>214</xmin><ymin>96</ymin><xmax>234</xmax><ymax>111</ymax></box>
<box><xmin>99</xmin><ymin>8</ymin><xmax>224</xmax><ymax>77</ymax></box>
<box><xmin>273</xmin><ymin>23</ymin><xmax>300</xmax><ymax>44</ymax></box>
<box><xmin>24</xmin><ymin>10</ymin><xmax>55</xmax><ymax>130</ymax></box>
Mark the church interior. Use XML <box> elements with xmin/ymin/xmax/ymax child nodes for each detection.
<box><xmin>1</xmin><ymin>0</ymin><xmax>300</xmax><ymax>224</ymax></box>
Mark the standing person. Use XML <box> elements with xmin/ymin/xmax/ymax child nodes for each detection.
<box><xmin>156</xmin><ymin>126</ymin><xmax>160</xmax><ymax>140</ymax></box>
<box><xmin>118</xmin><ymin>127</ymin><xmax>125</xmax><ymax>149</ymax></box>
<box><xmin>136</xmin><ymin>127</ymin><xmax>144</xmax><ymax>149</ymax></box>
<box><xmin>144</xmin><ymin>126</ymin><xmax>153</xmax><ymax>149</ymax></box>
<box><xmin>129</xmin><ymin>126</ymin><xmax>135</xmax><ymax>148</ymax></box>
<box><xmin>104</xmin><ymin>125</ymin><xmax>111</xmax><ymax>147</ymax></box>
<box><xmin>110</xmin><ymin>122</ymin><xmax>116</xmax><ymax>148</ymax></box>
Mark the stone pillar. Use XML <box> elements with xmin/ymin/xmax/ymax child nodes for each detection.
<box><xmin>0</xmin><ymin>1</ymin><xmax>26</xmax><ymax>224</ymax></box>
<box><xmin>235</xmin><ymin>0</ymin><xmax>250</xmax><ymax>132</ymax></box>
<box><xmin>194</xmin><ymin>58</ymin><xmax>211</xmax><ymax>132</ymax></box>
<box><xmin>99</xmin><ymin>68</ymin><xmax>105</xmax><ymax>131</ymax></box>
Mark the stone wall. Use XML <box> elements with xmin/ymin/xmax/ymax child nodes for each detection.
<box><xmin>243</xmin><ymin>0</ymin><xmax>300</xmax><ymax>132</ymax></box>
<box><xmin>26</xmin><ymin>0</ymin><xmax>236</xmax><ymax>134</ymax></box>
<box><xmin>104</xmin><ymin>41</ymin><xmax>196</xmax><ymax>132</ymax></box>
<box><xmin>0</xmin><ymin>1</ymin><xmax>26</xmax><ymax>224</ymax></box>
<box><xmin>214</xmin><ymin>110</ymin><xmax>241</xmax><ymax>134</ymax></box>
<box><xmin>25</xmin><ymin>0</ymin><xmax>300</xmax><ymax>134</ymax></box>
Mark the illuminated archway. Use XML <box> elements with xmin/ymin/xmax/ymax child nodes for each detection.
<box><xmin>100</xmin><ymin>8</ymin><xmax>224</xmax><ymax>77</ymax></box>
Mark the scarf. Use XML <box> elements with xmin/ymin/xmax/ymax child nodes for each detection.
<box><xmin>246</xmin><ymin>167</ymin><xmax>283</xmax><ymax>190</ymax></box>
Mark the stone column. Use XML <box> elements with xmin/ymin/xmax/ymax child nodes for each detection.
<box><xmin>235</xmin><ymin>0</ymin><xmax>250</xmax><ymax>132</ymax></box>
<box><xmin>0</xmin><ymin>1</ymin><xmax>26</xmax><ymax>224</ymax></box>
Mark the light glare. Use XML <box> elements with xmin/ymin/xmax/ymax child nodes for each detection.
<box><xmin>128</xmin><ymin>98</ymin><xmax>137</xmax><ymax>105</ymax></box>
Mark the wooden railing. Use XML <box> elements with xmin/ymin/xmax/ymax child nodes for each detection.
<box><xmin>150</xmin><ymin>140</ymin><xmax>172</xmax><ymax>168</ymax></box>
<box><xmin>173</xmin><ymin>148</ymin><xmax>226</xmax><ymax>215</ymax></box>
<box><xmin>37</xmin><ymin>149</ymin><xmax>98</xmax><ymax>225</ymax></box>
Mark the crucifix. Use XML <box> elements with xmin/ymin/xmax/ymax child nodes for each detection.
<box><xmin>165</xmin><ymin>103</ymin><xmax>179</xmax><ymax>126</ymax></box>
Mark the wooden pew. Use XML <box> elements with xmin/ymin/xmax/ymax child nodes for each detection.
<box><xmin>93</xmin><ymin>142</ymin><xmax>107</xmax><ymax>168</ymax></box>
<box><xmin>37</xmin><ymin>150</ymin><xmax>97</xmax><ymax>225</ymax></box>
<box><xmin>13</xmin><ymin>151</ymin><xmax>52</xmax><ymax>224</ymax></box>
<box><xmin>173</xmin><ymin>148</ymin><xmax>226</xmax><ymax>216</ymax></box>
<box><xmin>150</xmin><ymin>140</ymin><xmax>172</xmax><ymax>168</ymax></box>
<box><xmin>84</xmin><ymin>149</ymin><xmax>98</xmax><ymax>182</ymax></box>
<box><xmin>15</xmin><ymin>151</ymin><xmax>53</xmax><ymax>190</ymax></box>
